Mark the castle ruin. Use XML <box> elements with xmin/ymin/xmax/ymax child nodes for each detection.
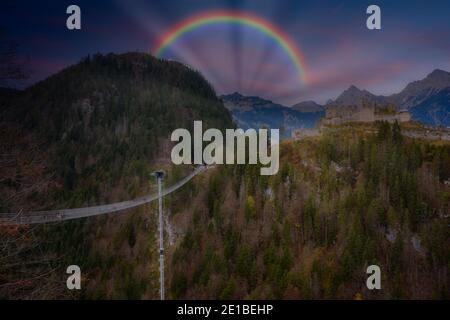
<box><xmin>321</xmin><ymin>106</ymin><xmax>411</xmax><ymax>126</ymax></box>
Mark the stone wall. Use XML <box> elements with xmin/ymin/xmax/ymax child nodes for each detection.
<box><xmin>323</xmin><ymin>106</ymin><xmax>410</xmax><ymax>125</ymax></box>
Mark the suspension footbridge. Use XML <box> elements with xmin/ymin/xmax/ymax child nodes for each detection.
<box><xmin>0</xmin><ymin>165</ymin><xmax>208</xmax><ymax>225</ymax></box>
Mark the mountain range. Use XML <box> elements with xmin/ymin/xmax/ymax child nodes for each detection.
<box><xmin>220</xmin><ymin>93</ymin><xmax>324</xmax><ymax>137</ymax></box>
<box><xmin>222</xmin><ymin>69</ymin><xmax>450</xmax><ymax>130</ymax></box>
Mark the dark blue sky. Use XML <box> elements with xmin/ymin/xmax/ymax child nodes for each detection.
<box><xmin>2</xmin><ymin>0</ymin><xmax>449</xmax><ymax>105</ymax></box>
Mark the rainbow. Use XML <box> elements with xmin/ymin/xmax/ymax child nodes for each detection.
<box><xmin>153</xmin><ymin>10</ymin><xmax>308</xmax><ymax>84</ymax></box>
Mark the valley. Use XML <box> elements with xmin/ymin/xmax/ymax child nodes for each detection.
<box><xmin>0</xmin><ymin>53</ymin><xmax>449</xmax><ymax>300</ymax></box>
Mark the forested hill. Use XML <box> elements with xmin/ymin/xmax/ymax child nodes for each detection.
<box><xmin>0</xmin><ymin>53</ymin><xmax>233</xmax><ymax>299</ymax></box>
<box><xmin>1</xmin><ymin>52</ymin><xmax>233</xmax><ymax>210</ymax></box>
<box><xmin>4</xmin><ymin>52</ymin><xmax>231</xmax><ymax>140</ymax></box>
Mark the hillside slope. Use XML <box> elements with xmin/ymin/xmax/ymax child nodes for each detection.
<box><xmin>168</xmin><ymin>122</ymin><xmax>450</xmax><ymax>299</ymax></box>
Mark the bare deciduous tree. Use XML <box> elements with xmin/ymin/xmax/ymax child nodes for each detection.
<box><xmin>0</xmin><ymin>123</ymin><xmax>66</xmax><ymax>299</ymax></box>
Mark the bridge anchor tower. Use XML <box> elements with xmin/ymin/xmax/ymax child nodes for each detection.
<box><xmin>153</xmin><ymin>170</ymin><xmax>165</xmax><ymax>300</ymax></box>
